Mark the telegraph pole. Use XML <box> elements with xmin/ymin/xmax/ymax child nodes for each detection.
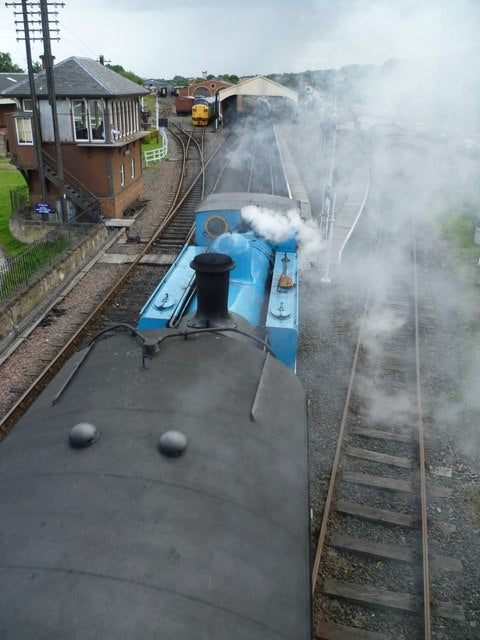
<box><xmin>5</xmin><ymin>1</ymin><xmax>66</xmax><ymax>222</ymax></box>
<box><xmin>6</xmin><ymin>0</ymin><xmax>47</xmax><ymax>202</ymax></box>
<box><xmin>39</xmin><ymin>0</ymin><xmax>66</xmax><ymax>222</ymax></box>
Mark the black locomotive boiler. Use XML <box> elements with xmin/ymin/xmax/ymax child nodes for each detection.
<box><xmin>0</xmin><ymin>253</ymin><xmax>311</xmax><ymax>639</ymax></box>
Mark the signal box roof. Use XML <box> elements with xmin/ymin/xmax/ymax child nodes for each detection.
<box><xmin>1</xmin><ymin>57</ymin><xmax>149</xmax><ymax>99</ymax></box>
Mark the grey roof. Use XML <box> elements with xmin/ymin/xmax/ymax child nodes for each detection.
<box><xmin>0</xmin><ymin>73</ymin><xmax>28</xmax><ymax>93</ymax></box>
<box><xmin>1</xmin><ymin>57</ymin><xmax>148</xmax><ymax>98</ymax></box>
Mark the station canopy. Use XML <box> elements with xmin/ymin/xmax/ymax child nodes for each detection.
<box><xmin>217</xmin><ymin>75</ymin><xmax>298</xmax><ymax>105</ymax></box>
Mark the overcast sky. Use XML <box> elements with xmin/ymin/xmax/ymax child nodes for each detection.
<box><xmin>1</xmin><ymin>0</ymin><xmax>479</xmax><ymax>80</ymax></box>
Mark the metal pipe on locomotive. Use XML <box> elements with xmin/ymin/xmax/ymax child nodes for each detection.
<box><xmin>0</xmin><ymin>193</ymin><xmax>312</xmax><ymax>640</ymax></box>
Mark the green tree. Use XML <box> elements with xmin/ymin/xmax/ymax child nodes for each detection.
<box><xmin>218</xmin><ymin>74</ymin><xmax>239</xmax><ymax>84</ymax></box>
<box><xmin>280</xmin><ymin>73</ymin><xmax>299</xmax><ymax>89</ymax></box>
<box><xmin>171</xmin><ymin>75</ymin><xmax>189</xmax><ymax>87</ymax></box>
<box><xmin>106</xmin><ymin>63</ymin><xmax>144</xmax><ymax>86</ymax></box>
<box><xmin>0</xmin><ymin>52</ymin><xmax>24</xmax><ymax>73</ymax></box>
<box><xmin>32</xmin><ymin>60</ymin><xmax>42</xmax><ymax>73</ymax></box>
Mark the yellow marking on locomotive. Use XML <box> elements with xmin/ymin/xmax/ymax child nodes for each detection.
<box><xmin>192</xmin><ymin>104</ymin><xmax>210</xmax><ymax>126</ymax></box>
<box><xmin>204</xmin><ymin>214</ymin><xmax>228</xmax><ymax>237</ymax></box>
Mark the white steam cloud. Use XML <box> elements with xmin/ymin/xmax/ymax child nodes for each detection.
<box><xmin>241</xmin><ymin>205</ymin><xmax>324</xmax><ymax>265</ymax></box>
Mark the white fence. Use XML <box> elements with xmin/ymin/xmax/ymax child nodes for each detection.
<box><xmin>143</xmin><ymin>128</ymin><xmax>168</xmax><ymax>166</ymax></box>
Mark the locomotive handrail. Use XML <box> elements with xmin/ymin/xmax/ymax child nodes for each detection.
<box><xmin>51</xmin><ymin>323</ymin><xmax>144</xmax><ymax>405</ymax></box>
<box><xmin>141</xmin><ymin>326</ymin><xmax>275</xmax><ymax>358</ymax></box>
<box><xmin>51</xmin><ymin>323</ymin><xmax>276</xmax><ymax>407</ymax></box>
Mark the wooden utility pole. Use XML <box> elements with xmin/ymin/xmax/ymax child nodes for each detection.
<box><xmin>39</xmin><ymin>0</ymin><xmax>66</xmax><ymax>222</ymax></box>
<box><xmin>6</xmin><ymin>1</ymin><xmax>47</xmax><ymax>202</ymax></box>
<box><xmin>6</xmin><ymin>1</ymin><xmax>66</xmax><ymax>222</ymax></box>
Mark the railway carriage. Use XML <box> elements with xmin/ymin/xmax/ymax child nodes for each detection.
<box><xmin>0</xmin><ymin>193</ymin><xmax>312</xmax><ymax>639</ymax></box>
<box><xmin>157</xmin><ymin>84</ymin><xmax>169</xmax><ymax>98</ymax></box>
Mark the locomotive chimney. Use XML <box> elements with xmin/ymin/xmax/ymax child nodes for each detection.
<box><xmin>188</xmin><ymin>253</ymin><xmax>235</xmax><ymax>328</ymax></box>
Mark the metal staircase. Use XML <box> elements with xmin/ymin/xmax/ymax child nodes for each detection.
<box><xmin>42</xmin><ymin>150</ymin><xmax>101</xmax><ymax>222</ymax></box>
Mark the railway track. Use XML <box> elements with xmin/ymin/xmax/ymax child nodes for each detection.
<box><xmin>0</xmin><ymin>114</ymin><xmax>290</xmax><ymax>439</ymax></box>
<box><xmin>0</xmin><ymin>124</ymin><xmax>219</xmax><ymax>438</ymax></box>
<box><xmin>210</xmin><ymin>116</ymin><xmax>290</xmax><ymax>195</ymax></box>
<box><xmin>312</xmin><ymin>218</ymin><xmax>466</xmax><ymax>639</ymax></box>
<box><xmin>153</xmin><ymin>123</ymin><xmax>206</xmax><ymax>253</ymax></box>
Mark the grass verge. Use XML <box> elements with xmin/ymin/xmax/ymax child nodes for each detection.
<box><xmin>0</xmin><ymin>158</ymin><xmax>27</xmax><ymax>256</ymax></box>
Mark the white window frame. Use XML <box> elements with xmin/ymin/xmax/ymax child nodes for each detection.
<box><xmin>15</xmin><ymin>116</ymin><xmax>33</xmax><ymax>145</ymax></box>
<box><xmin>120</xmin><ymin>163</ymin><xmax>125</xmax><ymax>186</ymax></box>
<box><xmin>130</xmin><ymin>156</ymin><xmax>135</xmax><ymax>179</ymax></box>
<box><xmin>72</xmin><ymin>99</ymin><xmax>88</xmax><ymax>141</ymax></box>
<box><xmin>89</xmin><ymin>99</ymin><xmax>105</xmax><ymax>142</ymax></box>
<box><xmin>71</xmin><ymin>99</ymin><xmax>105</xmax><ymax>142</ymax></box>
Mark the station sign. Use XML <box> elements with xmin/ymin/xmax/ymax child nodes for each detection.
<box><xmin>35</xmin><ymin>203</ymin><xmax>52</xmax><ymax>214</ymax></box>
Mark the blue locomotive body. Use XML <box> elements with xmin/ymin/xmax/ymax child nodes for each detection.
<box><xmin>138</xmin><ymin>193</ymin><xmax>299</xmax><ymax>368</ymax></box>
<box><xmin>0</xmin><ymin>193</ymin><xmax>311</xmax><ymax>640</ymax></box>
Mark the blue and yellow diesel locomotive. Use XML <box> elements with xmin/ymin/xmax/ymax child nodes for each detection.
<box><xmin>191</xmin><ymin>95</ymin><xmax>217</xmax><ymax>126</ymax></box>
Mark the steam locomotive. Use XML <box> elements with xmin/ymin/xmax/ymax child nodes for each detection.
<box><xmin>0</xmin><ymin>193</ymin><xmax>312</xmax><ymax>639</ymax></box>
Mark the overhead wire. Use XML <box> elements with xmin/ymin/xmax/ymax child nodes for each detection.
<box><xmin>57</xmin><ymin>20</ymin><xmax>98</xmax><ymax>58</ymax></box>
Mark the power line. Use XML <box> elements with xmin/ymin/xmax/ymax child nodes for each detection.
<box><xmin>5</xmin><ymin>0</ymin><xmax>67</xmax><ymax>221</ymax></box>
<box><xmin>58</xmin><ymin>19</ymin><xmax>98</xmax><ymax>57</ymax></box>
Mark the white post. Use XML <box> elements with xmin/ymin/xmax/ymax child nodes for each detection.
<box><xmin>321</xmin><ymin>192</ymin><xmax>336</xmax><ymax>283</ymax></box>
<box><xmin>320</xmin><ymin>119</ymin><xmax>337</xmax><ymax>283</ymax></box>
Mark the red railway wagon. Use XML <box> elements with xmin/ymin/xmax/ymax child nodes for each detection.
<box><xmin>175</xmin><ymin>95</ymin><xmax>194</xmax><ymax>115</ymax></box>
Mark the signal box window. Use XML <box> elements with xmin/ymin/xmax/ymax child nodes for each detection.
<box><xmin>73</xmin><ymin>100</ymin><xmax>88</xmax><ymax>140</ymax></box>
<box><xmin>90</xmin><ymin>99</ymin><xmax>105</xmax><ymax>141</ymax></box>
<box><xmin>16</xmin><ymin>117</ymin><xmax>33</xmax><ymax>144</ymax></box>
<box><xmin>72</xmin><ymin>99</ymin><xmax>105</xmax><ymax>141</ymax></box>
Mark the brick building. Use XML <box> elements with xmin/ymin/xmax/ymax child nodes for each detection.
<box><xmin>178</xmin><ymin>79</ymin><xmax>232</xmax><ymax>98</ymax></box>
<box><xmin>0</xmin><ymin>73</ymin><xmax>27</xmax><ymax>156</ymax></box>
<box><xmin>1</xmin><ymin>57</ymin><xmax>149</xmax><ymax>219</ymax></box>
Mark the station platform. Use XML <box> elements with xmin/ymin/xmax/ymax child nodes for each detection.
<box><xmin>274</xmin><ymin>123</ymin><xmax>312</xmax><ymax>222</ymax></box>
<box><xmin>276</xmin><ymin>123</ymin><xmax>369</xmax><ymax>276</ymax></box>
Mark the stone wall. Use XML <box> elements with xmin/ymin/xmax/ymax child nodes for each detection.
<box><xmin>9</xmin><ymin>213</ymin><xmax>55</xmax><ymax>243</ymax></box>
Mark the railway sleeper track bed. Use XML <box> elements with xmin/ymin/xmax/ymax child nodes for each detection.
<box><xmin>312</xmin><ymin>225</ymin><xmax>467</xmax><ymax>640</ymax></box>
